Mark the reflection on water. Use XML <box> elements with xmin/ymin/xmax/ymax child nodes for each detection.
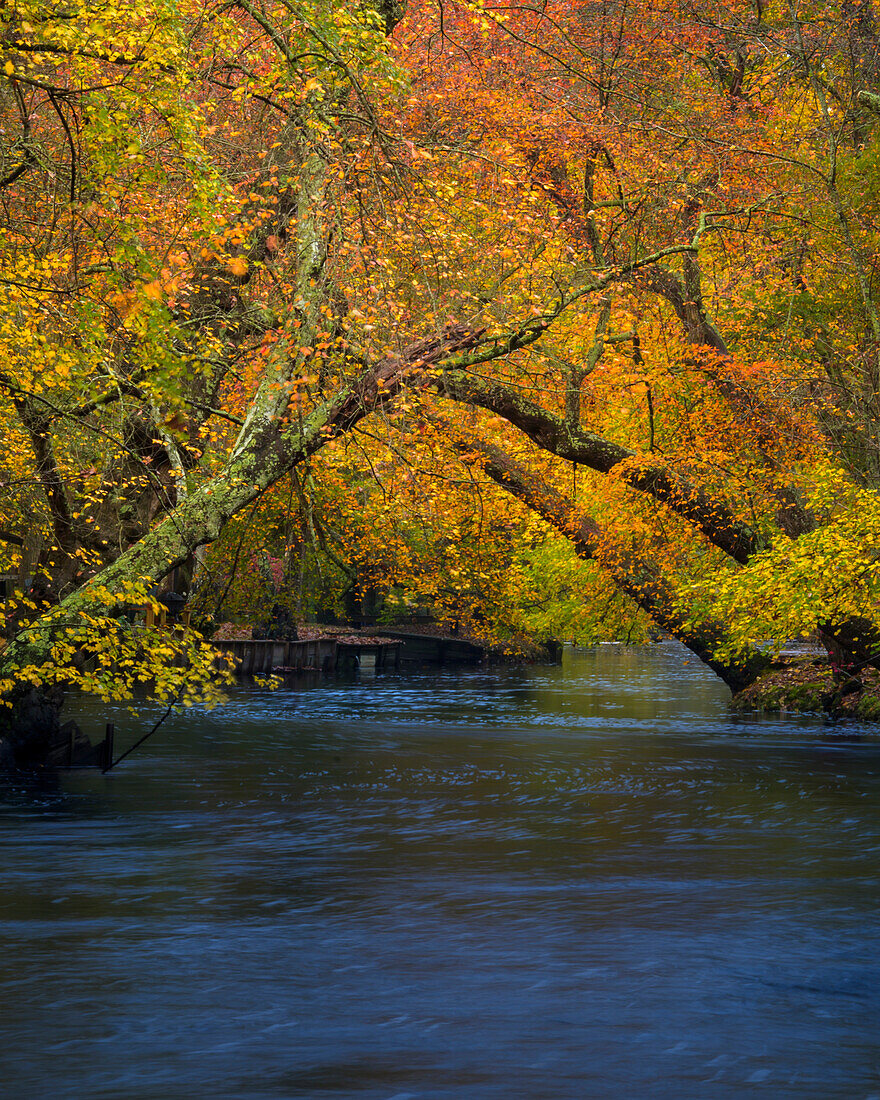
<box><xmin>1</xmin><ymin>643</ymin><xmax>879</xmax><ymax>1099</ymax></box>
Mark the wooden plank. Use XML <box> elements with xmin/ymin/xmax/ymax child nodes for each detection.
<box><xmin>212</xmin><ymin>638</ymin><xmax>339</xmax><ymax>675</ymax></box>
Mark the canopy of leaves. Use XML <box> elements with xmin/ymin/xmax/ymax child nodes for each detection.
<box><xmin>2</xmin><ymin>0</ymin><xmax>880</xmax><ymax>723</ymax></box>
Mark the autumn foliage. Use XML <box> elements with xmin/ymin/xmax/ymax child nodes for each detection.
<box><xmin>1</xmin><ymin>0</ymin><xmax>880</xmax><ymax>754</ymax></box>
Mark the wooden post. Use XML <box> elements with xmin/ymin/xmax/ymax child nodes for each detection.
<box><xmin>145</xmin><ymin>604</ymin><xmax>167</xmax><ymax>629</ymax></box>
<box><xmin>102</xmin><ymin>723</ymin><xmax>115</xmax><ymax>772</ymax></box>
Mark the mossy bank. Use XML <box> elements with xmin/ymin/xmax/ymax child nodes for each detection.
<box><xmin>731</xmin><ymin>660</ymin><xmax>880</xmax><ymax>721</ymax></box>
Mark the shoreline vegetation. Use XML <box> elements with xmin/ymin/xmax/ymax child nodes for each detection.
<box><xmin>730</xmin><ymin>660</ymin><xmax>880</xmax><ymax>723</ymax></box>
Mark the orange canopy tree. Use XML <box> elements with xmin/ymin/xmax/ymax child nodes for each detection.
<box><xmin>375</xmin><ymin>0</ymin><xmax>880</xmax><ymax>674</ymax></box>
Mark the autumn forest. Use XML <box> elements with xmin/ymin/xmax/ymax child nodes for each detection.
<box><xmin>2</xmin><ymin>0</ymin><xmax>880</xmax><ymax>762</ymax></box>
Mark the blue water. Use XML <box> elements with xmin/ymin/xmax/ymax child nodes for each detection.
<box><xmin>1</xmin><ymin>643</ymin><xmax>879</xmax><ymax>1098</ymax></box>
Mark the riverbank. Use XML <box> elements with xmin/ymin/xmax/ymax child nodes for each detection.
<box><xmin>731</xmin><ymin>659</ymin><xmax>880</xmax><ymax>720</ymax></box>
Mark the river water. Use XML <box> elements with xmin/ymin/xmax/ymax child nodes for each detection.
<box><xmin>2</xmin><ymin>643</ymin><xmax>880</xmax><ymax>1099</ymax></box>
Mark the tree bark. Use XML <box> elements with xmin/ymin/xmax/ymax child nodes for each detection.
<box><xmin>438</xmin><ymin>370</ymin><xmax>760</xmax><ymax>564</ymax></box>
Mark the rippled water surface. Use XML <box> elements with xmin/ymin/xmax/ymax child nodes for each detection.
<box><xmin>2</xmin><ymin>643</ymin><xmax>880</xmax><ymax>1098</ymax></box>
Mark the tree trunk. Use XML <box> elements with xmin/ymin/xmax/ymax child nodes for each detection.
<box><xmin>455</xmin><ymin>433</ymin><xmax>769</xmax><ymax>692</ymax></box>
<box><xmin>438</xmin><ymin>370</ymin><xmax>759</xmax><ymax>563</ymax></box>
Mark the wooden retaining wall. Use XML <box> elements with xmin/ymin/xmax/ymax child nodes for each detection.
<box><xmin>337</xmin><ymin>641</ymin><xmax>401</xmax><ymax>673</ymax></box>
<box><xmin>213</xmin><ymin>638</ymin><xmax>338</xmax><ymax>675</ymax></box>
<box><xmin>213</xmin><ymin>633</ymin><xmax>483</xmax><ymax>676</ymax></box>
<box><xmin>212</xmin><ymin>637</ymin><xmax>403</xmax><ymax>676</ymax></box>
<box><xmin>373</xmin><ymin>630</ymin><xmax>485</xmax><ymax>664</ymax></box>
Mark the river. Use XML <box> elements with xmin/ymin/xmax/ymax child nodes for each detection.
<box><xmin>1</xmin><ymin>642</ymin><xmax>879</xmax><ymax>1098</ymax></box>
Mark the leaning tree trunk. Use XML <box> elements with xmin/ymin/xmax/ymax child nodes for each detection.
<box><xmin>437</xmin><ymin>370</ymin><xmax>759</xmax><ymax>563</ymax></box>
<box><xmin>450</xmin><ymin>430</ymin><xmax>769</xmax><ymax>692</ymax></box>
